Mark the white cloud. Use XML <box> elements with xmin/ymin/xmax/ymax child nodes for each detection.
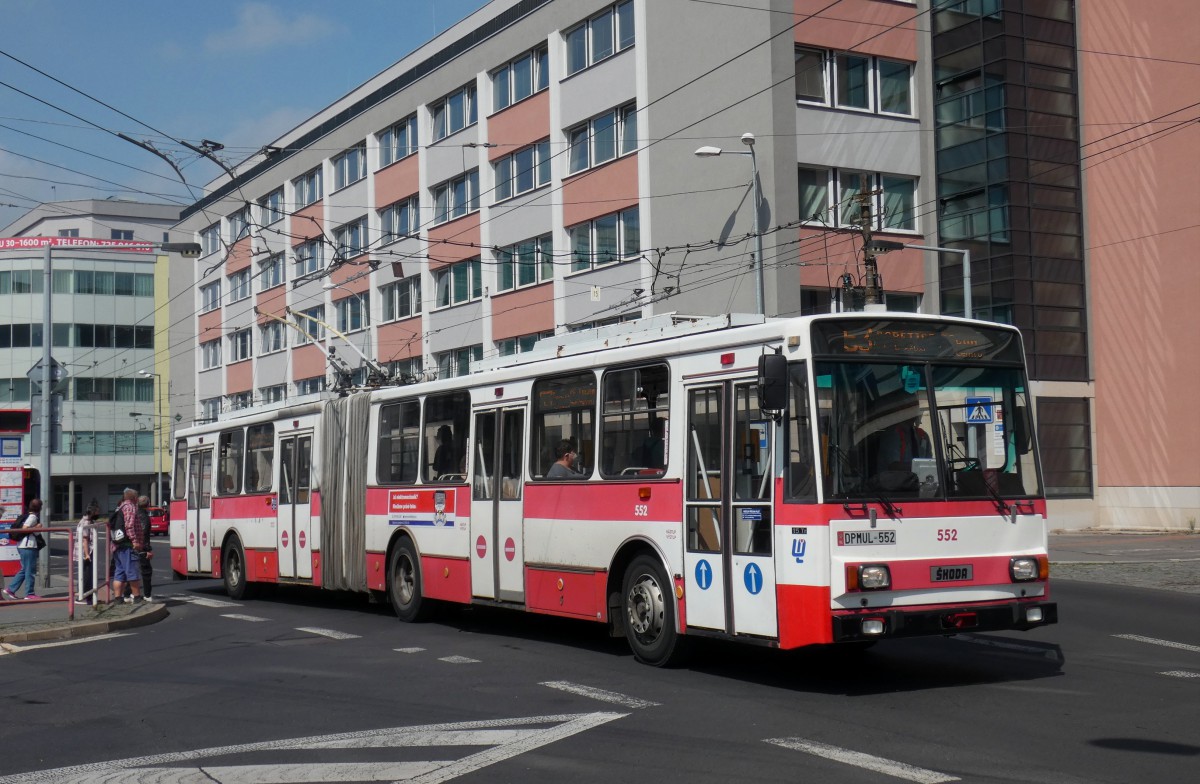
<box><xmin>204</xmin><ymin>2</ymin><xmax>338</xmax><ymax>54</ymax></box>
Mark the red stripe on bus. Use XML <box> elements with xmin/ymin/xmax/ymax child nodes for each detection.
<box><xmin>245</xmin><ymin>548</ymin><xmax>279</xmax><ymax>583</ymax></box>
<box><xmin>211</xmin><ymin>493</ymin><xmax>276</xmax><ymax>518</ymax></box>
<box><xmin>776</xmin><ymin>584</ymin><xmax>833</xmax><ymax>648</ymax></box>
<box><xmin>524</xmin><ymin>481</ymin><xmax>682</xmax><ymax>521</ymax></box>
<box><xmin>422</xmin><ymin>555</ymin><xmax>472</xmax><ymax>604</ymax></box>
<box><xmin>170</xmin><ymin>547</ymin><xmax>186</xmax><ymax>576</ymax></box>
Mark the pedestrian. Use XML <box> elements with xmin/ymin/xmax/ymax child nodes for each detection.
<box><xmin>3</xmin><ymin>499</ymin><xmax>44</xmax><ymax>600</ymax></box>
<box><xmin>135</xmin><ymin>495</ymin><xmax>155</xmax><ymax>601</ymax></box>
<box><xmin>110</xmin><ymin>488</ymin><xmax>144</xmax><ymax>604</ymax></box>
<box><xmin>76</xmin><ymin>503</ymin><xmax>99</xmax><ymax>604</ymax></box>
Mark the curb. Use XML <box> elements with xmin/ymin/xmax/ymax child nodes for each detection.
<box><xmin>0</xmin><ymin>603</ymin><xmax>169</xmax><ymax>645</ymax></box>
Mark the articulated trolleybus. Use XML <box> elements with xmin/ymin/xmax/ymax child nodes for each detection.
<box><xmin>170</xmin><ymin>313</ymin><xmax>1056</xmax><ymax>665</ymax></box>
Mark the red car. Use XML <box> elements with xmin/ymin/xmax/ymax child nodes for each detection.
<box><xmin>148</xmin><ymin>506</ymin><xmax>169</xmax><ymax>535</ymax></box>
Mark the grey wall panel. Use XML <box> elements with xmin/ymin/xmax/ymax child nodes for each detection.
<box><xmin>425</xmin><ymin>301</ymin><xmax>485</xmax><ymax>354</ymax></box>
<box><xmin>559</xmin><ymin>48</ymin><xmax>638</xmax><ymax>128</ymax></box>
<box><xmin>795</xmin><ymin>110</ymin><xmax>921</xmax><ymax>175</ymax></box>
<box><xmin>557</xmin><ymin>261</ymin><xmax>643</xmax><ymax>325</ymax></box>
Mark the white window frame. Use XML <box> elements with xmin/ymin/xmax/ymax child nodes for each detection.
<box><xmin>496</xmin><ymin>234</ymin><xmax>554</xmax><ymax>293</ymax></box>
<box><xmin>200</xmin><ymin>397</ymin><xmax>221</xmax><ymax>421</ymax></box>
<box><xmin>380</xmin><ymin>275</ymin><xmax>422</xmax><ymax>322</ymax></box>
<box><xmin>260</xmin><ymin>322</ymin><xmax>286</xmax><ymax>354</ymax></box>
<box><xmin>433</xmin><ymin>258</ymin><xmax>482</xmax><ymax>309</ymax></box>
<box><xmin>566</xmin><ymin>103</ymin><xmax>637</xmax><ymax>175</ymax></box>
<box><xmin>227</xmin><ymin>207</ymin><xmax>251</xmax><ymax>242</ymax></box>
<box><xmin>294</xmin><ymin>306</ymin><xmax>325</xmax><ymax>344</ymax></box>
<box><xmin>496</xmin><ymin>330</ymin><xmax>553</xmax><ymax>357</ymax></box>
<box><xmin>334</xmin><ymin>295</ymin><xmax>370</xmax><ymax>333</ymax></box>
<box><xmin>294</xmin><ymin>239</ymin><xmax>323</xmax><ymax>276</ymax></box>
<box><xmin>333</xmin><ymin>143</ymin><xmax>367</xmax><ymax>190</ymax></box>
<box><xmin>564</xmin><ymin>0</ymin><xmax>635</xmax><ymax>76</ymax></box>
<box><xmin>227</xmin><ymin>268</ymin><xmax>251</xmax><ymax>302</ymax></box>
<box><xmin>201</xmin><ymin>339</ymin><xmax>222</xmax><ymax>370</ymax></box>
<box><xmin>795</xmin><ymin>46</ymin><xmax>914</xmax><ymax>118</ymax></box>
<box><xmin>227</xmin><ymin>392</ymin><xmax>252</xmax><ymax>411</ymax></box>
<box><xmin>434</xmin><ymin>345</ymin><xmax>483</xmax><ymax>379</ymax></box>
<box><xmin>229</xmin><ymin>328</ymin><xmax>253</xmax><ymax>363</ymax></box>
<box><xmin>200</xmin><ymin>223</ymin><xmax>221</xmax><ymax>256</ymax></box>
<box><xmin>494</xmin><ymin>140</ymin><xmax>552</xmax><ymax>201</ymax></box>
<box><xmin>384</xmin><ymin>357</ymin><xmax>423</xmax><ymax>383</ymax></box>
<box><xmin>431</xmin><ymin>83</ymin><xmax>478</xmax><ymax>142</ymax></box>
<box><xmin>380</xmin><ymin>196</ymin><xmax>419</xmax><ymax>243</ymax></box>
<box><xmin>334</xmin><ymin>217</ymin><xmax>368</xmax><ymax>259</ymax></box>
<box><xmin>294</xmin><ymin>167</ymin><xmax>323</xmax><ymax>207</ymax></box>
<box><xmin>431</xmin><ymin>170</ymin><xmax>480</xmax><ymax>225</ymax></box>
<box><xmin>492</xmin><ymin>45</ymin><xmax>550</xmax><ymax>112</ymax></box>
<box><xmin>567</xmin><ymin>207</ymin><xmax>640</xmax><ymax>273</ymax></box>
<box><xmin>799</xmin><ymin>166</ymin><xmax>918</xmax><ymax>232</ymax></box>
<box><xmin>259</xmin><ymin>252</ymin><xmax>285</xmax><ymax>291</ymax></box>
<box><xmin>295</xmin><ymin>376</ymin><xmax>326</xmax><ymax>396</ymax></box>
<box><xmin>259</xmin><ymin>187</ymin><xmax>284</xmax><ymax>225</ymax></box>
<box><xmin>259</xmin><ymin>384</ymin><xmax>287</xmax><ymax>405</ymax></box>
<box><xmin>379</xmin><ymin>114</ymin><xmax>418</xmax><ymax>167</ymax></box>
<box><xmin>200</xmin><ymin>281</ymin><xmax>221</xmax><ymax>313</ymax></box>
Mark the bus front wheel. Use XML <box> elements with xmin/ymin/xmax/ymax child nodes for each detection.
<box><xmin>222</xmin><ymin>539</ymin><xmax>253</xmax><ymax>600</ymax></box>
<box><xmin>622</xmin><ymin>555</ymin><xmax>687</xmax><ymax>667</ymax></box>
<box><xmin>389</xmin><ymin>539</ymin><xmax>433</xmax><ymax>622</ymax></box>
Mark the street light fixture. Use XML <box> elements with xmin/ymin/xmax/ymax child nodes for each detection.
<box><xmin>694</xmin><ymin>133</ymin><xmax>765</xmax><ymax>316</ymax></box>
<box><xmin>865</xmin><ymin>241</ymin><xmax>973</xmax><ymax>318</ymax></box>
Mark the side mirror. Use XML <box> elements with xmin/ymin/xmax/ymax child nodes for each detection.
<box><xmin>757</xmin><ymin>354</ymin><xmax>788</xmax><ymax>411</ymax></box>
<box><xmin>1014</xmin><ymin>404</ymin><xmax>1032</xmax><ymax>454</ymax></box>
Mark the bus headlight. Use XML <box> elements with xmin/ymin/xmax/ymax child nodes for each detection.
<box><xmin>1010</xmin><ymin>556</ymin><xmax>1046</xmax><ymax>581</ymax></box>
<box><xmin>858</xmin><ymin>564</ymin><xmax>891</xmax><ymax>590</ymax></box>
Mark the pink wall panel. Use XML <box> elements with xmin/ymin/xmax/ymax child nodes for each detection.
<box><xmin>225</xmin><ymin>237</ymin><xmax>252</xmax><ymax>273</ymax></box>
<box><xmin>291</xmin><ymin>344</ymin><xmax>326</xmax><ymax>380</ymax></box>
<box><xmin>256</xmin><ymin>286</ymin><xmax>286</xmax><ymax>325</ymax></box>
<box><xmin>561</xmin><ymin>154</ymin><xmax>639</xmax><ymax>228</ymax></box>
<box><xmin>427</xmin><ymin>214</ymin><xmax>481</xmax><ymax>266</ymax></box>
<box><xmin>488</xmin><ymin>91</ymin><xmax>551</xmax><ymax>161</ymax></box>
<box><xmin>290</xmin><ymin>203</ymin><xmax>324</xmax><ymax>240</ymax></box>
<box><xmin>793</xmin><ymin>0</ymin><xmax>918</xmax><ymax>61</ymax></box>
<box><xmin>329</xmin><ymin>263</ymin><xmax>371</xmax><ymax>293</ymax></box>
<box><xmin>491</xmin><ymin>285</ymin><xmax>555</xmax><ymax>339</ymax></box>
<box><xmin>376</xmin><ymin>318</ymin><xmax>423</xmax><ymax>360</ymax></box>
<box><xmin>225</xmin><ymin>360</ymin><xmax>252</xmax><ymax>393</ymax></box>
<box><xmin>374</xmin><ymin>154</ymin><xmax>419</xmax><ymax>207</ymax></box>
<box><xmin>197</xmin><ymin>310</ymin><xmax>223</xmax><ymax>341</ymax></box>
<box><xmin>795</xmin><ymin>227</ymin><xmax>925</xmax><ymax>296</ymax></box>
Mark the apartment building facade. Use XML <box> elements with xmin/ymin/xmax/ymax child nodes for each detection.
<box><xmin>172</xmin><ymin>0</ymin><xmax>1197</xmax><ymax>530</ymax></box>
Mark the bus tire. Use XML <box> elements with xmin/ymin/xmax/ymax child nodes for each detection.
<box><xmin>389</xmin><ymin>539</ymin><xmax>433</xmax><ymax>622</ymax></box>
<box><xmin>622</xmin><ymin>554</ymin><xmax>687</xmax><ymax>667</ymax></box>
<box><xmin>222</xmin><ymin>539</ymin><xmax>254</xmax><ymax>600</ymax></box>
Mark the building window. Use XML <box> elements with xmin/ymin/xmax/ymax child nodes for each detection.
<box><xmin>496</xmin><ymin>235</ymin><xmax>553</xmax><ymax>292</ymax></box>
<box><xmin>260</xmin><ymin>252</ymin><xmax>285</xmax><ymax>290</ymax></box>
<box><xmin>431</xmin><ymin>83</ymin><xmax>478</xmax><ymax>142</ymax></box>
<box><xmin>295</xmin><ymin>376</ymin><xmax>326</xmax><ymax>396</ymax></box>
<box><xmin>201</xmin><ymin>339</ymin><xmax>222</xmax><ymax>370</ymax></box>
<box><xmin>380</xmin><ymin>196</ymin><xmax>419</xmax><ymax>243</ymax></box>
<box><xmin>201</xmin><ymin>223</ymin><xmax>221</xmax><ymax>255</ymax></box>
<box><xmin>384</xmin><ymin>357</ymin><xmax>423</xmax><ymax>384</ymax></box>
<box><xmin>799</xmin><ymin>167</ymin><xmax>917</xmax><ymax>232</ymax></box>
<box><xmin>1037</xmin><ymin>397</ymin><xmax>1093</xmax><ymax>497</ymax></box>
<box><xmin>379</xmin><ymin>114</ymin><xmax>418</xmax><ymax>167</ymax></box>
<box><xmin>333</xmin><ymin>142</ymin><xmax>367</xmax><ymax>190</ymax></box>
<box><xmin>58</xmin><ymin>228</ymin><xmax>80</xmax><ymax>238</ymax></box>
<box><xmin>259</xmin><ymin>187</ymin><xmax>284</xmax><ymax>225</ymax></box>
<box><xmin>795</xmin><ymin>47</ymin><xmax>913</xmax><ymax>117</ymax></box>
<box><xmin>260</xmin><ymin>385</ymin><xmax>287</xmax><ymax>405</ymax></box>
<box><xmin>260</xmin><ymin>322</ymin><xmax>286</xmax><ymax>354</ymax></box>
<box><xmin>229</xmin><ymin>328</ymin><xmax>253</xmax><ymax>362</ymax></box>
<box><xmin>200</xmin><ymin>282</ymin><xmax>221</xmax><ymax>313</ymax></box>
<box><xmin>227</xmin><ymin>207</ymin><xmax>250</xmax><ymax>241</ymax></box>
<box><xmin>228</xmin><ymin>268</ymin><xmax>251</xmax><ymax>302</ymax></box>
<box><xmin>565</xmin><ymin>1</ymin><xmax>635</xmax><ymax>76</ymax></box>
<box><xmin>294</xmin><ymin>167</ymin><xmax>323</xmax><ymax>207</ymax></box>
<box><xmin>434</xmin><ymin>345</ymin><xmax>482</xmax><ymax>379</ymax></box>
<box><xmin>0</xmin><ymin>270</ymin><xmax>43</xmax><ymax>294</ymax></box>
<box><xmin>227</xmin><ymin>392</ymin><xmax>252</xmax><ymax>411</ymax></box>
<box><xmin>294</xmin><ymin>306</ymin><xmax>324</xmax><ymax>344</ymax></box>
<box><xmin>494</xmin><ymin>140</ymin><xmax>551</xmax><ymax>201</ymax></box>
<box><xmin>492</xmin><ymin>45</ymin><xmax>549</xmax><ymax>112</ymax></box>
<box><xmin>334</xmin><ymin>216</ymin><xmax>368</xmax><ymax>259</ymax></box>
<box><xmin>110</xmin><ymin>229</ymin><xmax>133</xmax><ymax>241</ymax></box>
<box><xmin>568</xmin><ymin>207</ymin><xmax>639</xmax><ymax>272</ymax></box>
<box><xmin>566</xmin><ymin>103</ymin><xmax>637</xmax><ymax>175</ymax></box>
<box><xmin>294</xmin><ymin>239</ymin><xmax>323</xmax><ymax>276</ymax></box>
<box><xmin>334</xmin><ymin>295</ymin><xmax>369</xmax><ymax>333</ymax></box>
<box><xmin>431</xmin><ymin>170</ymin><xmax>479</xmax><ymax>225</ymax></box>
<box><xmin>200</xmin><ymin>397</ymin><xmax>221</xmax><ymax>422</ymax></box>
<box><xmin>434</xmin><ymin>258</ymin><xmax>482</xmax><ymax>308</ymax></box>
<box><xmin>381</xmin><ymin>275</ymin><xmax>422</xmax><ymax>322</ymax></box>
<box><xmin>496</xmin><ymin>330</ymin><xmax>553</xmax><ymax>357</ymax></box>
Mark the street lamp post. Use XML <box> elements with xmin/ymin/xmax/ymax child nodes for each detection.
<box><xmin>694</xmin><ymin>133</ymin><xmax>765</xmax><ymax>316</ymax></box>
<box><xmin>138</xmin><ymin>371</ymin><xmax>163</xmax><ymax>505</ymax></box>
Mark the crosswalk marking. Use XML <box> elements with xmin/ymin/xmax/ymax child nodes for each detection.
<box><xmin>766</xmin><ymin>738</ymin><xmax>960</xmax><ymax>783</ymax></box>
<box><xmin>179</xmin><ymin>596</ymin><xmax>242</xmax><ymax>608</ymax></box>
<box><xmin>296</xmin><ymin>627</ymin><xmax>361</xmax><ymax>640</ymax></box>
<box><xmin>1160</xmin><ymin>670</ymin><xmax>1200</xmax><ymax>679</ymax></box>
<box><xmin>1114</xmin><ymin>634</ymin><xmax>1200</xmax><ymax>654</ymax></box>
<box><xmin>438</xmin><ymin>655</ymin><xmax>480</xmax><ymax>664</ymax></box>
<box><xmin>0</xmin><ymin>633</ymin><xmax>134</xmax><ymax>656</ymax></box>
<box><xmin>541</xmin><ymin>681</ymin><xmax>659</xmax><ymax>709</ymax></box>
<box><xmin>222</xmin><ymin>613</ymin><xmax>270</xmax><ymax>622</ymax></box>
<box><xmin>395</xmin><ymin>647</ymin><xmax>426</xmax><ymax>653</ymax></box>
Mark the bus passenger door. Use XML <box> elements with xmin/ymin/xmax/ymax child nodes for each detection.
<box><xmin>471</xmin><ymin>407</ymin><xmax>526</xmax><ymax>603</ymax></box>
<box><xmin>683</xmin><ymin>382</ymin><xmax>778</xmax><ymax>639</ymax></box>
<box><xmin>278</xmin><ymin>434</ymin><xmax>314</xmax><ymax>579</ymax></box>
<box><xmin>186</xmin><ymin>449</ymin><xmax>213</xmax><ymax>574</ymax></box>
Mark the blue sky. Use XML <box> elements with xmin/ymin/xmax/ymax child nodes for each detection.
<box><xmin>0</xmin><ymin>0</ymin><xmax>489</xmax><ymax>230</ymax></box>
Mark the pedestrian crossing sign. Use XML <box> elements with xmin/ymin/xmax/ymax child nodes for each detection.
<box><xmin>965</xmin><ymin>397</ymin><xmax>993</xmax><ymax>423</ymax></box>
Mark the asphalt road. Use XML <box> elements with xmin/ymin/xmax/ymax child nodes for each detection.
<box><xmin>2</xmin><ymin>571</ymin><xmax>1197</xmax><ymax>784</ymax></box>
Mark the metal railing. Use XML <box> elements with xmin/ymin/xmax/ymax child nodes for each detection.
<box><xmin>1</xmin><ymin>523</ymin><xmax>115</xmax><ymax>620</ymax></box>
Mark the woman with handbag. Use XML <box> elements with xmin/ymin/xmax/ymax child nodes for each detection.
<box><xmin>3</xmin><ymin>499</ymin><xmax>43</xmax><ymax>600</ymax></box>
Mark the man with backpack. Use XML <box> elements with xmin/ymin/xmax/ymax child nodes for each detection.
<box><xmin>110</xmin><ymin>488</ymin><xmax>145</xmax><ymax>604</ymax></box>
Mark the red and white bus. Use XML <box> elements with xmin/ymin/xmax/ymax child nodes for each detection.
<box><xmin>170</xmin><ymin>312</ymin><xmax>1056</xmax><ymax>665</ymax></box>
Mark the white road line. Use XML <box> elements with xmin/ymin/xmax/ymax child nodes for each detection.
<box><xmin>541</xmin><ymin>680</ymin><xmax>660</xmax><ymax>709</ymax></box>
<box><xmin>438</xmin><ymin>655</ymin><xmax>480</xmax><ymax>664</ymax></box>
<box><xmin>395</xmin><ymin>647</ymin><xmax>426</xmax><ymax>653</ymax></box>
<box><xmin>180</xmin><ymin>596</ymin><xmax>242</xmax><ymax>608</ymax></box>
<box><xmin>766</xmin><ymin>738</ymin><xmax>960</xmax><ymax>784</ymax></box>
<box><xmin>1160</xmin><ymin>670</ymin><xmax>1200</xmax><ymax>679</ymax></box>
<box><xmin>222</xmin><ymin>613</ymin><xmax>270</xmax><ymax>622</ymax></box>
<box><xmin>1113</xmin><ymin>634</ymin><xmax>1200</xmax><ymax>654</ymax></box>
<box><xmin>296</xmin><ymin>627</ymin><xmax>361</xmax><ymax>640</ymax></box>
<box><xmin>0</xmin><ymin>632</ymin><xmax>133</xmax><ymax>655</ymax></box>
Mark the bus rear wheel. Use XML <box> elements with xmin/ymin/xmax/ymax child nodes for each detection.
<box><xmin>222</xmin><ymin>539</ymin><xmax>254</xmax><ymax>600</ymax></box>
<box><xmin>389</xmin><ymin>539</ymin><xmax>433</xmax><ymax>622</ymax></box>
<box><xmin>622</xmin><ymin>555</ymin><xmax>687</xmax><ymax>667</ymax></box>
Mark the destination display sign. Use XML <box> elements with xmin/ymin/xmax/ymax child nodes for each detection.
<box><xmin>811</xmin><ymin>319</ymin><xmax>1023</xmax><ymax>362</ymax></box>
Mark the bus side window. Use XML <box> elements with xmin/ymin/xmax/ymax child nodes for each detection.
<box><xmin>600</xmin><ymin>364</ymin><xmax>669</xmax><ymax>478</ymax></box>
<box><xmin>244</xmin><ymin>424</ymin><xmax>274</xmax><ymax>493</ymax></box>
<box><xmin>424</xmin><ymin>392</ymin><xmax>470</xmax><ymax>482</ymax></box>
<box><xmin>530</xmin><ymin>371</ymin><xmax>595</xmax><ymax>480</ymax></box>
<box><xmin>217</xmin><ymin>429</ymin><xmax>244</xmax><ymax>495</ymax></box>
<box><xmin>378</xmin><ymin>400</ymin><xmax>420</xmax><ymax>484</ymax></box>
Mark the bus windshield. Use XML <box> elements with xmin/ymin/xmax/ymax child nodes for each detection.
<box><xmin>810</xmin><ymin>360</ymin><xmax>1039</xmax><ymax>502</ymax></box>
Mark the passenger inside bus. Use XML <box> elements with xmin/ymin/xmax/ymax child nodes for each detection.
<box><xmin>432</xmin><ymin>425</ymin><xmax>458</xmax><ymax>478</ymax></box>
<box><xmin>545</xmin><ymin>439</ymin><xmax>584</xmax><ymax>479</ymax></box>
<box><xmin>631</xmin><ymin>416</ymin><xmax>665</xmax><ymax>470</ymax></box>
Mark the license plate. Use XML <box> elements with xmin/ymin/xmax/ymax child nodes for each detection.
<box><xmin>838</xmin><ymin>530</ymin><xmax>897</xmax><ymax>546</ymax></box>
<box><xmin>931</xmin><ymin>564</ymin><xmax>973</xmax><ymax>582</ymax></box>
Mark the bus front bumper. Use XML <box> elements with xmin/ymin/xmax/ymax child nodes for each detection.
<box><xmin>831</xmin><ymin>601</ymin><xmax>1057</xmax><ymax>642</ymax></box>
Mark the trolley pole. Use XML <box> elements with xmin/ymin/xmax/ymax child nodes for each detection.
<box><xmin>856</xmin><ymin>174</ymin><xmax>883</xmax><ymax>307</ymax></box>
